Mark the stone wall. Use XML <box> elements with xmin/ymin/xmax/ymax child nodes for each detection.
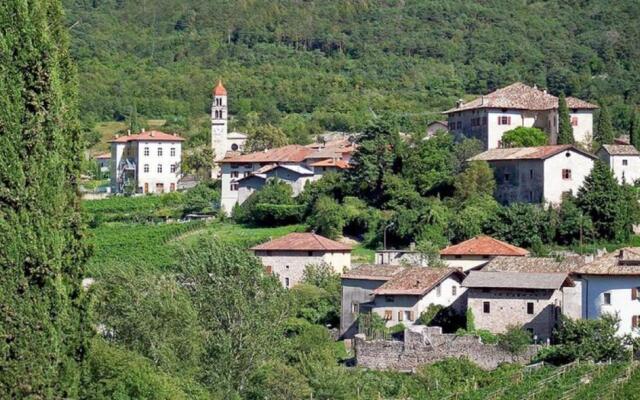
<box><xmin>354</xmin><ymin>325</ymin><xmax>540</xmax><ymax>371</ymax></box>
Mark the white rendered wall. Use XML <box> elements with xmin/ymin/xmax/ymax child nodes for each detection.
<box><xmin>569</xmin><ymin>110</ymin><xmax>594</xmax><ymax>147</ymax></box>
<box><xmin>542</xmin><ymin>150</ymin><xmax>594</xmax><ymax>205</ymax></box>
<box><xmin>580</xmin><ymin>275</ymin><xmax>640</xmax><ymax>337</ymax></box>
<box><xmin>136</xmin><ymin>141</ymin><xmax>182</xmax><ymax>193</ymax></box>
<box><xmin>254</xmin><ymin>250</ymin><xmax>351</xmax><ymax>288</ymax></box>
<box><xmin>609</xmin><ymin>155</ymin><xmax>640</xmax><ymax>184</ymax></box>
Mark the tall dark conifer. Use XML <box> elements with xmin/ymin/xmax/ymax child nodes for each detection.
<box><xmin>595</xmin><ymin>103</ymin><xmax>615</xmax><ymax>146</ymax></box>
<box><xmin>630</xmin><ymin>109</ymin><xmax>640</xmax><ymax>150</ymax></box>
<box><xmin>557</xmin><ymin>92</ymin><xmax>574</xmax><ymax>145</ymax></box>
<box><xmin>0</xmin><ymin>1</ymin><xmax>89</xmax><ymax>397</ymax></box>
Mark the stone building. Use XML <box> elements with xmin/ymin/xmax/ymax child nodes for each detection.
<box><xmin>463</xmin><ymin>270</ymin><xmax>575</xmax><ymax>341</ymax></box>
<box><xmin>469</xmin><ymin>145</ymin><xmax>596</xmax><ymax>205</ymax></box>
<box><xmin>443</xmin><ymin>82</ymin><xmax>598</xmax><ymax>149</ymax></box>
<box><xmin>251</xmin><ymin>232</ymin><xmax>352</xmax><ymax>289</ymax></box>
<box><xmin>109</xmin><ymin>130</ymin><xmax>184</xmax><ymax>194</ymax></box>
<box><xmin>573</xmin><ymin>248</ymin><xmax>640</xmax><ymax>337</ymax></box>
<box><xmin>340</xmin><ymin>265</ymin><xmax>465</xmax><ymax>337</ymax></box>
<box><xmin>597</xmin><ymin>144</ymin><xmax>640</xmax><ymax>184</ymax></box>
<box><xmin>440</xmin><ymin>235</ymin><xmax>529</xmax><ymax>271</ymax></box>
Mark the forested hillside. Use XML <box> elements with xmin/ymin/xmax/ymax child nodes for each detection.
<box><xmin>65</xmin><ymin>0</ymin><xmax>640</xmax><ymax>136</ymax></box>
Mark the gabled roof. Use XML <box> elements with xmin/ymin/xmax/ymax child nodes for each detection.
<box><xmin>600</xmin><ymin>144</ymin><xmax>640</xmax><ymax>156</ymax></box>
<box><xmin>443</xmin><ymin>82</ymin><xmax>598</xmax><ymax>114</ymax></box>
<box><xmin>373</xmin><ymin>267</ymin><xmax>464</xmax><ymax>296</ymax></box>
<box><xmin>94</xmin><ymin>152</ymin><xmax>111</xmax><ymax>159</ymax></box>
<box><xmin>341</xmin><ymin>264</ymin><xmax>406</xmax><ymax>281</ymax></box>
<box><xmin>213</xmin><ymin>80</ymin><xmax>227</xmax><ymax>96</ymax></box>
<box><xmin>573</xmin><ymin>248</ymin><xmax>640</xmax><ymax>275</ymax></box>
<box><xmin>221</xmin><ymin>145</ymin><xmax>314</xmax><ymax>163</ymax></box>
<box><xmin>108</xmin><ymin>131</ymin><xmax>185</xmax><ymax>143</ymax></box>
<box><xmin>469</xmin><ymin>145</ymin><xmax>597</xmax><ymax>162</ymax></box>
<box><xmin>481</xmin><ymin>256</ymin><xmax>582</xmax><ymax>273</ymax></box>
<box><xmin>440</xmin><ymin>236</ymin><xmax>528</xmax><ymax>257</ymax></box>
<box><xmin>251</xmin><ymin>232</ymin><xmax>352</xmax><ymax>252</ymax></box>
<box><xmin>462</xmin><ymin>271</ymin><xmax>574</xmax><ymax>290</ymax></box>
<box><xmin>309</xmin><ymin>159</ymin><xmax>350</xmax><ymax>169</ymax></box>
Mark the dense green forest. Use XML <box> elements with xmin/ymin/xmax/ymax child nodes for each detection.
<box><xmin>64</xmin><ymin>0</ymin><xmax>640</xmax><ymax>140</ymax></box>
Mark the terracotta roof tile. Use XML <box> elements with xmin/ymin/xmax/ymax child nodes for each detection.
<box><xmin>573</xmin><ymin>248</ymin><xmax>640</xmax><ymax>275</ymax></box>
<box><xmin>108</xmin><ymin>130</ymin><xmax>185</xmax><ymax>143</ymax></box>
<box><xmin>341</xmin><ymin>264</ymin><xmax>407</xmax><ymax>281</ymax></box>
<box><xmin>213</xmin><ymin>80</ymin><xmax>227</xmax><ymax>96</ymax></box>
<box><xmin>444</xmin><ymin>82</ymin><xmax>598</xmax><ymax>114</ymax></box>
<box><xmin>440</xmin><ymin>236</ymin><xmax>529</xmax><ymax>257</ymax></box>
<box><xmin>481</xmin><ymin>256</ymin><xmax>582</xmax><ymax>273</ymax></box>
<box><xmin>221</xmin><ymin>145</ymin><xmax>315</xmax><ymax>163</ymax></box>
<box><xmin>309</xmin><ymin>159</ymin><xmax>350</xmax><ymax>169</ymax></box>
<box><xmin>373</xmin><ymin>267</ymin><xmax>464</xmax><ymax>296</ymax></box>
<box><xmin>469</xmin><ymin>145</ymin><xmax>596</xmax><ymax>161</ymax></box>
<box><xmin>94</xmin><ymin>152</ymin><xmax>111</xmax><ymax>159</ymax></box>
<box><xmin>462</xmin><ymin>271</ymin><xmax>573</xmax><ymax>289</ymax></box>
<box><xmin>251</xmin><ymin>232</ymin><xmax>352</xmax><ymax>252</ymax></box>
<box><xmin>600</xmin><ymin>144</ymin><xmax>640</xmax><ymax>156</ymax></box>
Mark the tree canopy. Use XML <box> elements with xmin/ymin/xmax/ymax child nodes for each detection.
<box><xmin>501</xmin><ymin>127</ymin><xmax>548</xmax><ymax>147</ymax></box>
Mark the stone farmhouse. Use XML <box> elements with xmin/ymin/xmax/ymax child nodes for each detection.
<box><xmin>597</xmin><ymin>144</ymin><xmax>640</xmax><ymax>184</ymax></box>
<box><xmin>573</xmin><ymin>248</ymin><xmax>640</xmax><ymax>337</ymax></box>
<box><xmin>443</xmin><ymin>82</ymin><xmax>598</xmax><ymax>150</ymax></box>
<box><xmin>251</xmin><ymin>232</ymin><xmax>352</xmax><ymax>289</ymax></box>
<box><xmin>218</xmin><ymin>140</ymin><xmax>354</xmax><ymax>215</ymax></box>
<box><xmin>109</xmin><ymin>130</ymin><xmax>184</xmax><ymax>194</ymax></box>
<box><xmin>469</xmin><ymin>145</ymin><xmax>596</xmax><ymax>205</ymax></box>
<box><xmin>440</xmin><ymin>235</ymin><xmax>529</xmax><ymax>271</ymax></box>
<box><xmin>463</xmin><ymin>270</ymin><xmax>575</xmax><ymax>342</ymax></box>
<box><xmin>340</xmin><ymin>265</ymin><xmax>465</xmax><ymax>338</ymax></box>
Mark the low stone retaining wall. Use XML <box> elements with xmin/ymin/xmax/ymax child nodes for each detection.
<box><xmin>354</xmin><ymin>326</ymin><xmax>541</xmax><ymax>371</ymax></box>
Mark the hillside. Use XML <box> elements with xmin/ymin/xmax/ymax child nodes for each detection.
<box><xmin>64</xmin><ymin>0</ymin><xmax>640</xmax><ymax>137</ymax></box>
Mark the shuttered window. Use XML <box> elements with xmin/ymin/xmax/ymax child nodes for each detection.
<box><xmin>398</xmin><ymin>311</ymin><xmax>404</xmax><ymax>321</ymax></box>
<box><xmin>384</xmin><ymin>310</ymin><xmax>392</xmax><ymax>320</ymax></box>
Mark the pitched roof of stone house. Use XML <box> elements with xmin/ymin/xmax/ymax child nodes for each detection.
<box><xmin>308</xmin><ymin>159</ymin><xmax>350</xmax><ymax>169</ymax></box>
<box><xmin>462</xmin><ymin>271</ymin><xmax>574</xmax><ymax>290</ymax></box>
<box><xmin>440</xmin><ymin>236</ymin><xmax>529</xmax><ymax>257</ymax></box>
<box><xmin>443</xmin><ymin>82</ymin><xmax>598</xmax><ymax>114</ymax></box>
<box><xmin>481</xmin><ymin>256</ymin><xmax>583</xmax><ymax>273</ymax></box>
<box><xmin>373</xmin><ymin>268</ymin><xmax>465</xmax><ymax>296</ymax></box>
<box><xmin>108</xmin><ymin>130</ymin><xmax>185</xmax><ymax>143</ymax></box>
<box><xmin>573</xmin><ymin>248</ymin><xmax>640</xmax><ymax>275</ymax></box>
<box><xmin>251</xmin><ymin>232</ymin><xmax>352</xmax><ymax>252</ymax></box>
<box><xmin>341</xmin><ymin>264</ymin><xmax>407</xmax><ymax>281</ymax></box>
<box><xmin>468</xmin><ymin>145</ymin><xmax>597</xmax><ymax>162</ymax></box>
<box><xmin>221</xmin><ymin>145</ymin><xmax>315</xmax><ymax>163</ymax></box>
<box><xmin>599</xmin><ymin>144</ymin><xmax>640</xmax><ymax>156</ymax></box>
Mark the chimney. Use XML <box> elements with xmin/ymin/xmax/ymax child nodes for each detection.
<box><xmin>456</xmin><ymin>99</ymin><xmax>464</xmax><ymax>108</ymax></box>
<box><xmin>480</xmin><ymin>95</ymin><xmax>484</xmax><ymax>106</ymax></box>
<box><xmin>149</xmin><ymin>131</ymin><xmax>154</xmax><ymax>137</ymax></box>
<box><xmin>141</xmin><ymin>128</ymin><xmax>145</xmax><ymax>133</ymax></box>
<box><xmin>115</xmin><ymin>134</ymin><xmax>120</xmax><ymax>139</ymax></box>
<box><xmin>543</xmin><ymin>89</ymin><xmax>548</xmax><ymax>95</ymax></box>
<box><xmin>409</xmin><ymin>242</ymin><xmax>416</xmax><ymax>251</ymax></box>
<box><xmin>127</xmin><ymin>129</ymin><xmax>131</xmax><ymax>135</ymax></box>
<box><xmin>533</xmin><ymin>84</ymin><xmax>538</xmax><ymax>90</ymax></box>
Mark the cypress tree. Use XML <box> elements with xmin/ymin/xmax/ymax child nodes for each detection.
<box><xmin>595</xmin><ymin>103</ymin><xmax>615</xmax><ymax>146</ymax></box>
<box><xmin>0</xmin><ymin>1</ymin><xmax>90</xmax><ymax>398</ymax></box>
<box><xmin>630</xmin><ymin>109</ymin><xmax>640</xmax><ymax>150</ymax></box>
<box><xmin>557</xmin><ymin>92</ymin><xmax>574</xmax><ymax>145</ymax></box>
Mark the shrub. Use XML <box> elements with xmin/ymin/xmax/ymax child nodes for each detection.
<box><xmin>498</xmin><ymin>325</ymin><xmax>532</xmax><ymax>355</ymax></box>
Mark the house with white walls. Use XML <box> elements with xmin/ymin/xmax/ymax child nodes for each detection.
<box><xmin>573</xmin><ymin>248</ymin><xmax>640</xmax><ymax>337</ymax></box>
<box><xmin>109</xmin><ymin>130</ymin><xmax>184</xmax><ymax>194</ymax></box>
<box><xmin>252</xmin><ymin>232</ymin><xmax>352</xmax><ymax>288</ymax></box>
<box><xmin>443</xmin><ymin>82</ymin><xmax>598</xmax><ymax>149</ymax></box>
<box><xmin>218</xmin><ymin>140</ymin><xmax>354</xmax><ymax>215</ymax></box>
<box><xmin>596</xmin><ymin>144</ymin><xmax>640</xmax><ymax>184</ymax></box>
<box><xmin>469</xmin><ymin>145</ymin><xmax>596</xmax><ymax>205</ymax></box>
<box><xmin>440</xmin><ymin>235</ymin><xmax>529</xmax><ymax>271</ymax></box>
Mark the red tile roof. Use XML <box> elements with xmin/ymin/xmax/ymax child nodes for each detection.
<box><xmin>221</xmin><ymin>145</ymin><xmax>315</xmax><ymax>163</ymax></box>
<box><xmin>251</xmin><ymin>232</ymin><xmax>352</xmax><ymax>252</ymax></box>
<box><xmin>341</xmin><ymin>264</ymin><xmax>406</xmax><ymax>281</ymax></box>
<box><xmin>440</xmin><ymin>236</ymin><xmax>529</xmax><ymax>257</ymax></box>
<box><xmin>373</xmin><ymin>267</ymin><xmax>464</xmax><ymax>296</ymax></box>
<box><xmin>443</xmin><ymin>82</ymin><xmax>598</xmax><ymax>114</ymax></box>
<box><xmin>108</xmin><ymin>131</ymin><xmax>185</xmax><ymax>143</ymax></box>
<box><xmin>573</xmin><ymin>248</ymin><xmax>640</xmax><ymax>275</ymax></box>
<box><xmin>94</xmin><ymin>152</ymin><xmax>111</xmax><ymax>159</ymax></box>
<box><xmin>213</xmin><ymin>80</ymin><xmax>227</xmax><ymax>96</ymax></box>
<box><xmin>469</xmin><ymin>145</ymin><xmax>597</xmax><ymax>162</ymax></box>
<box><xmin>309</xmin><ymin>159</ymin><xmax>350</xmax><ymax>169</ymax></box>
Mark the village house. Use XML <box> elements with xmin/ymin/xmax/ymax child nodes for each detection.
<box><xmin>218</xmin><ymin>140</ymin><xmax>353</xmax><ymax>215</ymax></box>
<box><xmin>440</xmin><ymin>235</ymin><xmax>529</xmax><ymax>271</ymax></box>
<box><xmin>463</xmin><ymin>270</ymin><xmax>575</xmax><ymax>342</ymax></box>
<box><xmin>93</xmin><ymin>152</ymin><xmax>111</xmax><ymax>173</ymax></box>
<box><xmin>425</xmin><ymin>120</ymin><xmax>449</xmax><ymax>138</ymax></box>
<box><xmin>109</xmin><ymin>130</ymin><xmax>184</xmax><ymax>194</ymax></box>
<box><xmin>251</xmin><ymin>232</ymin><xmax>352</xmax><ymax>289</ymax></box>
<box><xmin>573</xmin><ymin>248</ymin><xmax>640</xmax><ymax>337</ymax></box>
<box><xmin>340</xmin><ymin>265</ymin><xmax>465</xmax><ymax>337</ymax></box>
<box><xmin>443</xmin><ymin>82</ymin><xmax>598</xmax><ymax>150</ymax></box>
<box><xmin>596</xmin><ymin>144</ymin><xmax>640</xmax><ymax>184</ymax></box>
<box><xmin>469</xmin><ymin>145</ymin><xmax>596</xmax><ymax>205</ymax></box>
